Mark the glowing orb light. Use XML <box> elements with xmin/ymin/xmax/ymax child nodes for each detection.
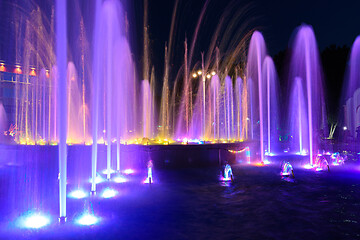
<box><xmin>68</xmin><ymin>189</ymin><xmax>87</xmax><ymax>199</ymax></box>
<box><xmin>304</xmin><ymin>164</ymin><xmax>313</xmax><ymax>169</ymax></box>
<box><xmin>102</xmin><ymin>168</ymin><xmax>115</xmax><ymax>175</ymax></box>
<box><xmin>89</xmin><ymin>175</ymin><xmax>105</xmax><ymax>184</ymax></box>
<box><xmin>265</xmin><ymin>152</ymin><xmax>275</xmax><ymax>156</ymax></box>
<box><xmin>263</xmin><ymin>159</ymin><xmax>271</xmax><ymax>165</ymax></box>
<box><xmin>113</xmin><ymin>176</ymin><xmax>127</xmax><ymax>183</ymax></box>
<box><xmin>76</xmin><ymin>213</ymin><xmax>99</xmax><ymax>226</ymax></box>
<box><xmin>21</xmin><ymin>213</ymin><xmax>50</xmax><ymax>229</ymax></box>
<box><xmin>123</xmin><ymin>169</ymin><xmax>135</xmax><ymax>175</ymax></box>
<box><xmin>101</xmin><ymin>188</ymin><xmax>117</xmax><ymax>198</ymax></box>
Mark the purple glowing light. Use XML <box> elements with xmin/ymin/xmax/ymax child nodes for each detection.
<box><xmin>89</xmin><ymin>175</ymin><xmax>105</xmax><ymax>184</ymax></box>
<box><xmin>19</xmin><ymin>213</ymin><xmax>51</xmax><ymax>229</ymax></box>
<box><xmin>220</xmin><ymin>177</ymin><xmax>232</xmax><ymax>181</ymax></box>
<box><xmin>101</xmin><ymin>188</ymin><xmax>117</xmax><ymax>198</ymax></box>
<box><xmin>68</xmin><ymin>189</ymin><xmax>87</xmax><ymax>199</ymax></box>
<box><xmin>102</xmin><ymin>168</ymin><xmax>115</xmax><ymax>175</ymax></box>
<box><xmin>113</xmin><ymin>175</ymin><xmax>127</xmax><ymax>183</ymax></box>
<box><xmin>123</xmin><ymin>169</ymin><xmax>135</xmax><ymax>175</ymax></box>
<box><xmin>295</xmin><ymin>150</ymin><xmax>308</xmax><ymax>156</ymax></box>
<box><xmin>304</xmin><ymin>164</ymin><xmax>313</xmax><ymax>169</ymax></box>
<box><xmin>76</xmin><ymin>213</ymin><xmax>99</xmax><ymax>226</ymax></box>
<box><xmin>265</xmin><ymin>152</ymin><xmax>275</xmax><ymax>156</ymax></box>
<box><xmin>263</xmin><ymin>159</ymin><xmax>271</xmax><ymax>165</ymax></box>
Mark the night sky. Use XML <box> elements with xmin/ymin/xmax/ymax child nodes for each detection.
<box><xmin>1</xmin><ymin>0</ymin><xmax>360</xmax><ymax>60</ymax></box>
<box><xmin>144</xmin><ymin>0</ymin><xmax>360</xmax><ymax>56</ymax></box>
<box><xmin>1</xmin><ymin>0</ymin><xmax>359</xmax><ymax>65</ymax></box>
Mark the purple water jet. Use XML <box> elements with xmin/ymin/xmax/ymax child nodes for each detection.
<box><xmin>288</xmin><ymin>25</ymin><xmax>327</xmax><ymax>165</ymax></box>
<box><xmin>262</xmin><ymin>56</ymin><xmax>279</xmax><ymax>155</ymax></box>
<box><xmin>343</xmin><ymin>36</ymin><xmax>360</xmax><ymax>138</ymax></box>
<box><xmin>247</xmin><ymin>31</ymin><xmax>267</xmax><ymax>162</ymax></box>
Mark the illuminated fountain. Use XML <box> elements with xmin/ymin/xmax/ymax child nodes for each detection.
<box><xmin>288</xmin><ymin>25</ymin><xmax>327</xmax><ymax>166</ymax></box>
<box><xmin>221</xmin><ymin>164</ymin><xmax>233</xmax><ymax>182</ymax></box>
<box><xmin>343</xmin><ymin>36</ymin><xmax>360</xmax><ymax>137</ymax></box>
<box><xmin>0</xmin><ymin>103</ymin><xmax>7</xmax><ymax>143</ymax></box>
<box><xmin>314</xmin><ymin>154</ymin><xmax>330</xmax><ymax>172</ymax></box>
<box><xmin>142</xmin><ymin>77</ymin><xmax>156</xmax><ymax>139</ymax></box>
<box><xmin>331</xmin><ymin>152</ymin><xmax>345</xmax><ymax>166</ymax></box>
<box><xmin>262</xmin><ymin>57</ymin><xmax>279</xmax><ymax>156</ymax></box>
<box><xmin>57</xmin><ymin>0</ymin><xmax>67</xmax><ymax>223</ymax></box>
<box><xmin>144</xmin><ymin>160</ymin><xmax>153</xmax><ymax>184</ymax></box>
<box><xmin>1</xmin><ymin>0</ymin><xmax>353</xmax><ymax>231</ymax></box>
<box><xmin>67</xmin><ymin>62</ymin><xmax>88</xmax><ymax>144</ymax></box>
<box><xmin>289</xmin><ymin>77</ymin><xmax>308</xmax><ymax>155</ymax></box>
<box><xmin>91</xmin><ymin>0</ymin><xmax>136</xmax><ymax>190</ymax></box>
<box><xmin>246</xmin><ymin>31</ymin><xmax>267</xmax><ymax>163</ymax></box>
<box><xmin>210</xmin><ymin>74</ymin><xmax>221</xmax><ymax>140</ymax></box>
<box><xmin>1</xmin><ymin>0</ymin><xmax>257</xmax><ymax>147</ymax></box>
<box><xmin>280</xmin><ymin>162</ymin><xmax>294</xmax><ymax>178</ymax></box>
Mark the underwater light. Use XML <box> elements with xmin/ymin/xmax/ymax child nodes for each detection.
<box><xmin>263</xmin><ymin>159</ymin><xmax>271</xmax><ymax>165</ymax></box>
<box><xmin>76</xmin><ymin>214</ymin><xmax>99</xmax><ymax>226</ymax></box>
<box><xmin>113</xmin><ymin>175</ymin><xmax>127</xmax><ymax>183</ymax></box>
<box><xmin>102</xmin><ymin>168</ymin><xmax>115</xmax><ymax>175</ymax></box>
<box><xmin>101</xmin><ymin>188</ymin><xmax>117</xmax><ymax>198</ymax></box>
<box><xmin>89</xmin><ymin>175</ymin><xmax>105</xmax><ymax>184</ymax></box>
<box><xmin>265</xmin><ymin>152</ymin><xmax>275</xmax><ymax>156</ymax></box>
<box><xmin>296</xmin><ymin>150</ymin><xmax>308</xmax><ymax>156</ymax></box>
<box><xmin>22</xmin><ymin>213</ymin><xmax>50</xmax><ymax>229</ymax></box>
<box><xmin>123</xmin><ymin>169</ymin><xmax>135</xmax><ymax>175</ymax></box>
<box><xmin>304</xmin><ymin>164</ymin><xmax>313</xmax><ymax>169</ymax></box>
<box><xmin>68</xmin><ymin>189</ymin><xmax>87</xmax><ymax>199</ymax></box>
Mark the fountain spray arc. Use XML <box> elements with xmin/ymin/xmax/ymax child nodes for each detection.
<box><xmin>288</xmin><ymin>25</ymin><xmax>327</xmax><ymax>165</ymax></box>
<box><xmin>247</xmin><ymin>31</ymin><xmax>267</xmax><ymax>163</ymax></box>
<box><xmin>56</xmin><ymin>0</ymin><xmax>67</xmax><ymax>221</ymax></box>
<box><xmin>91</xmin><ymin>0</ymin><xmax>136</xmax><ymax>191</ymax></box>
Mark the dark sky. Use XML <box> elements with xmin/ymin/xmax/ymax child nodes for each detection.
<box><xmin>253</xmin><ymin>0</ymin><xmax>360</xmax><ymax>55</ymax></box>
<box><xmin>144</xmin><ymin>0</ymin><xmax>360</xmax><ymax>56</ymax></box>
<box><xmin>1</xmin><ymin>0</ymin><xmax>360</xmax><ymax>69</ymax></box>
